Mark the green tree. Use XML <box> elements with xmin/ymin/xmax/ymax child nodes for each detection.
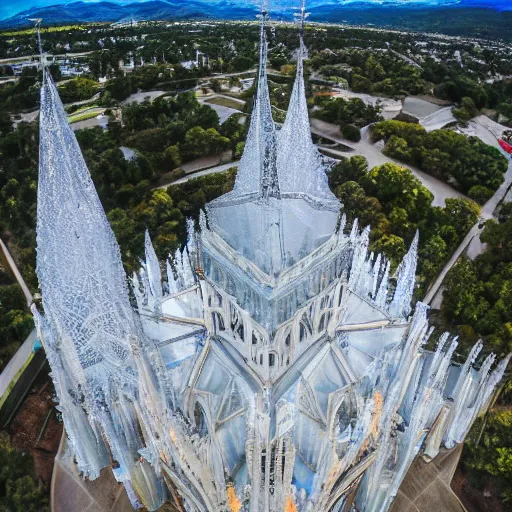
<box><xmin>0</xmin><ymin>432</ymin><xmax>49</xmax><ymax>512</ymax></box>
<box><xmin>363</xmin><ymin>162</ymin><xmax>434</xmax><ymax>221</ymax></box>
<box><xmin>182</xmin><ymin>127</ymin><xmax>229</xmax><ymax>159</ymax></box>
<box><xmin>58</xmin><ymin>77</ymin><xmax>98</xmax><ymax>103</ymax></box>
<box><xmin>372</xmin><ymin>234</ymin><xmax>406</xmax><ymax>265</ymax></box>
<box><xmin>328</xmin><ymin>155</ymin><xmax>368</xmax><ymax>190</ymax></box>
<box><xmin>163</xmin><ymin>145</ymin><xmax>182</xmax><ymax>170</ymax></box>
<box><xmin>419</xmin><ymin>234</ymin><xmax>448</xmax><ymax>282</ymax></box>
<box><xmin>453</xmin><ymin>96</ymin><xmax>478</xmax><ymax>124</ymax></box>
<box><xmin>468</xmin><ymin>185</ymin><xmax>493</xmax><ymax>204</ymax></box>
<box><xmin>234</xmin><ymin>141</ymin><xmax>245</xmax><ymax>160</ymax></box>
<box><xmin>230</xmin><ymin>55</ymin><xmax>254</xmax><ymax>72</ymax></box>
<box><xmin>463</xmin><ymin>409</ymin><xmax>512</xmax><ymax>502</ymax></box>
<box><xmin>351</xmin><ymin>74</ymin><xmax>372</xmax><ymax>93</ymax></box>
<box><xmin>342</xmin><ymin>124</ymin><xmax>361</xmax><ymax>142</ymax></box>
<box><xmin>364</xmin><ymin>55</ymin><xmax>385</xmax><ymax>83</ymax></box>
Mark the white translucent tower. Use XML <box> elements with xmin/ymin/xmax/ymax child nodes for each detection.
<box><xmin>34</xmin><ymin>7</ymin><xmax>509</xmax><ymax>512</ymax></box>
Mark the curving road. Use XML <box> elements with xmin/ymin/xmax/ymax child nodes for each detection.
<box><xmin>424</xmin><ymin>117</ymin><xmax>512</xmax><ymax>306</ymax></box>
<box><xmin>310</xmin><ymin>118</ymin><xmax>467</xmax><ymax>207</ymax></box>
<box><xmin>156</xmin><ymin>161</ymin><xmax>240</xmax><ymax>189</ymax></box>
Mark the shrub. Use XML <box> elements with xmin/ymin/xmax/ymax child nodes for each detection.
<box><xmin>342</xmin><ymin>124</ymin><xmax>361</xmax><ymax>142</ymax></box>
<box><xmin>468</xmin><ymin>185</ymin><xmax>493</xmax><ymax>204</ymax></box>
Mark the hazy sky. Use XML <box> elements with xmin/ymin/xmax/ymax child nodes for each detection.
<box><xmin>1</xmin><ymin>0</ymin><xmax>509</xmax><ymax>22</ymax></box>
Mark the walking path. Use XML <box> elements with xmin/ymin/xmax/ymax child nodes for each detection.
<box><xmin>13</xmin><ymin>92</ymin><xmax>102</xmax><ymax>126</ymax></box>
<box><xmin>0</xmin><ymin>50</ymin><xmax>95</xmax><ymax>65</ymax></box>
<box><xmin>310</xmin><ymin>118</ymin><xmax>466</xmax><ymax>207</ymax></box>
<box><xmin>121</xmin><ymin>90</ymin><xmax>167</xmax><ymax>105</ymax></box>
<box><xmin>199</xmin><ymin>95</ymin><xmax>243</xmax><ymax>124</ymax></box>
<box><xmin>156</xmin><ymin>161</ymin><xmax>240</xmax><ymax>189</ymax></box>
<box><xmin>0</xmin><ymin>329</ymin><xmax>37</xmax><ymax>410</ymax></box>
<box><xmin>0</xmin><ymin>238</ymin><xmax>37</xmax><ymax>415</ymax></box>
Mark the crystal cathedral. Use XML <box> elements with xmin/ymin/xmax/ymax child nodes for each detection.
<box><xmin>33</xmin><ymin>8</ymin><xmax>509</xmax><ymax>512</ymax></box>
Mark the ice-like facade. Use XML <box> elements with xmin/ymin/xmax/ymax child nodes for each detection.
<box><xmin>34</xmin><ymin>9</ymin><xmax>509</xmax><ymax>512</ymax></box>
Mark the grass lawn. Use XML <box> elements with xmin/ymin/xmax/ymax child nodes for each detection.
<box><xmin>68</xmin><ymin>108</ymin><xmax>104</xmax><ymax>124</ymax></box>
<box><xmin>204</xmin><ymin>96</ymin><xmax>245</xmax><ymax>110</ymax></box>
<box><xmin>66</xmin><ymin>103</ymin><xmax>99</xmax><ymax>115</ymax></box>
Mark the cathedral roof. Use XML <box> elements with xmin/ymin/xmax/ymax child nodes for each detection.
<box><xmin>206</xmin><ymin>12</ymin><xmax>340</xmax><ymax>277</ymax></box>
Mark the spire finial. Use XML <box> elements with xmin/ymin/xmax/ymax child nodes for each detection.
<box><xmin>255</xmin><ymin>3</ymin><xmax>280</xmax><ymax>200</ymax></box>
<box><xmin>30</xmin><ymin>18</ymin><xmax>44</xmax><ymax>75</ymax></box>
<box><xmin>296</xmin><ymin>0</ymin><xmax>308</xmax><ymax>39</ymax></box>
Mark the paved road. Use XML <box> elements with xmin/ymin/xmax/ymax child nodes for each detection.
<box><xmin>13</xmin><ymin>92</ymin><xmax>102</xmax><ymax>126</ymax></box>
<box><xmin>200</xmin><ymin>101</ymin><xmax>242</xmax><ymax>124</ymax></box>
<box><xmin>0</xmin><ymin>50</ymin><xmax>95</xmax><ymax>65</ymax></box>
<box><xmin>423</xmin><ymin>223</ymin><xmax>483</xmax><ymax>305</ymax></box>
<box><xmin>424</xmin><ymin>119</ymin><xmax>512</xmax><ymax>306</ymax></box>
<box><xmin>199</xmin><ymin>94</ymin><xmax>246</xmax><ymax>122</ymax></box>
<box><xmin>71</xmin><ymin>114</ymin><xmax>109</xmax><ymax>131</ymax></box>
<box><xmin>157</xmin><ymin>161</ymin><xmax>240</xmax><ymax>189</ymax></box>
<box><xmin>0</xmin><ymin>237</ymin><xmax>32</xmax><ymax>307</ymax></box>
<box><xmin>420</xmin><ymin>107</ymin><xmax>456</xmax><ymax>132</ymax></box>
<box><xmin>0</xmin><ymin>238</ymin><xmax>36</xmax><ymax>407</ymax></box>
<box><xmin>121</xmin><ymin>90</ymin><xmax>167</xmax><ymax>105</ymax></box>
<box><xmin>200</xmin><ymin>93</ymin><xmax>245</xmax><ymax>105</ymax></box>
<box><xmin>310</xmin><ymin>118</ymin><xmax>466</xmax><ymax>207</ymax></box>
<box><xmin>391</xmin><ymin>50</ymin><xmax>422</xmax><ymax>69</ymax></box>
<box><xmin>0</xmin><ymin>329</ymin><xmax>36</xmax><ymax>401</ymax></box>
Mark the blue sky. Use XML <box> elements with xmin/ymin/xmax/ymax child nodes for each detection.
<box><xmin>1</xmin><ymin>0</ymin><xmax>510</xmax><ymax>22</ymax></box>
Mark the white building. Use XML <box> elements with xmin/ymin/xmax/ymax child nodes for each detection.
<box><xmin>34</xmin><ymin>10</ymin><xmax>509</xmax><ymax>512</ymax></box>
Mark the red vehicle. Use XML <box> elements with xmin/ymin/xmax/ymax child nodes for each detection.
<box><xmin>498</xmin><ymin>138</ymin><xmax>512</xmax><ymax>154</ymax></box>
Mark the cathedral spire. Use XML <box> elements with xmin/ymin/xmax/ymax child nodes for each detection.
<box><xmin>34</xmin><ymin>19</ymin><xmax>45</xmax><ymax>77</ymax></box>
<box><xmin>36</xmin><ymin>70</ymin><xmax>136</xmax><ymax>377</ymax></box>
<box><xmin>231</xmin><ymin>6</ymin><xmax>279</xmax><ymax>199</ymax></box>
<box><xmin>276</xmin><ymin>0</ymin><xmax>335</xmax><ymax>200</ymax></box>
<box><xmin>144</xmin><ymin>230</ymin><xmax>163</xmax><ymax>315</ymax></box>
<box><xmin>389</xmin><ymin>231</ymin><xmax>419</xmax><ymax>318</ymax></box>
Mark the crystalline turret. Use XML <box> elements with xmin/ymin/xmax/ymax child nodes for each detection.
<box><xmin>277</xmin><ymin>1</ymin><xmax>336</xmax><ymax>201</ymax></box>
<box><xmin>36</xmin><ymin>65</ymin><xmax>166</xmax><ymax>510</ymax></box>
<box><xmin>144</xmin><ymin>230</ymin><xmax>163</xmax><ymax>315</ymax></box>
<box><xmin>231</xmin><ymin>10</ymin><xmax>279</xmax><ymax>198</ymax></box>
<box><xmin>389</xmin><ymin>231</ymin><xmax>419</xmax><ymax>318</ymax></box>
<box><xmin>36</xmin><ymin>70</ymin><xmax>136</xmax><ymax>379</ymax></box>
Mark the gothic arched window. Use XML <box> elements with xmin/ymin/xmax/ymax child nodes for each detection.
<box><xmin>212</xmin><ymin>312</ymin><xmax>225</xmax><ymax>332</ymax></box>
<box><xmin>194</xmin><ymin>402</ymin><xmax>208</xmax><ymax>438</ymax></box>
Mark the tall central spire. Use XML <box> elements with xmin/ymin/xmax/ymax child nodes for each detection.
<box><xmin>205</xmin><ymin>2</ymin><xmax>340</xmax><ymax>277</ymax></box>
<box><xmin>256</xmin><ymin>9</ymin><xmax>280</xmax><ymax>199</ymax></box>
<box><xmin>276</xmin><ymin>0</ymin><xmax>336</xmax><ymax>201</ymax></box>
<box><xmin>230</xmin><ymin>7</ymin><xmax>279</xmax><ymax>199</ymax></box>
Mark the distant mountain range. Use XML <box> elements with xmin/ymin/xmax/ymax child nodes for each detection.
<box><xmin>0</xmin><ymin>0</ymin><xmax>510</xmax><ymax>40</ymax></box>
<box><xmin>0</xmin><ymin>1</ymin><xmax>255</xmax><ymax>28</ymax></box>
